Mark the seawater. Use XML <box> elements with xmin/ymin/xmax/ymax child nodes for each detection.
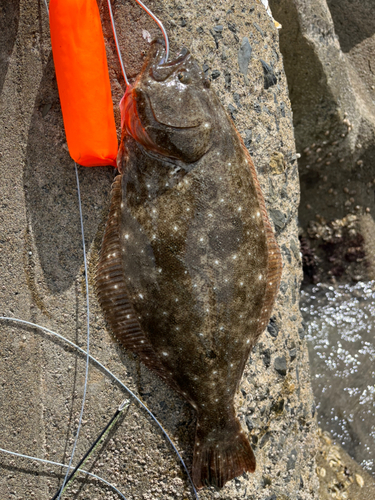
<box><xmin>300</xmin><ymin>281</ymin><xmax>375</xmax><ymax>475</ymax></box>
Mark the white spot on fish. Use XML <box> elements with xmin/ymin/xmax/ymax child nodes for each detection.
<box><xmin>259</xmin><ymin>274</ymin><xmax>263</xmax><ymax>280</ymax></box>
<box><xmin>162</xmin><ymin>352</ymin><xmax>168</xmax><ymax>356</ymax></box>
<box><xmin>139</xmin><ymin>294</ymin><xmax>143</xmax><ymax>299</ymax></box>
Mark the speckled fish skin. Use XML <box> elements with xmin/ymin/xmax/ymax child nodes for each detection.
<box><xmin>96</xmin><ymin>40</ymin><xmax>282</xmax><ymax>489</ymax></box>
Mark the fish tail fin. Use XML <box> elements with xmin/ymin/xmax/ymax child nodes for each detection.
<box><xmin>192</xmin><ymin>414</ymin><xmax>256</xmax><ymax>489</ymax></box>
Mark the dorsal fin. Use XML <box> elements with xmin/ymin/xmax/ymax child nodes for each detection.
<box><xmin>235</xmin><ymin>129</ymin><xmax>283</xmax><ymax>340</ymax></box>
<box><xmin>96</xmin><ymin>175</ymin><xmax>173</xmax><ymax>384</ymax></box>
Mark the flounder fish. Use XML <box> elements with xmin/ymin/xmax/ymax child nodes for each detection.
<box><xmin>96</xmin><ymin>40</ymin><xmax>282</xmax><ymax>489</ymax></box>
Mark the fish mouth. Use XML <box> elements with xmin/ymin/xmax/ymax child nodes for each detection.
<box><xmin>119</xmin><ymin>40</ymin><xmax>207</xmax><ymax>160</ymax></box>
<box><xmin>147</xmin><ymin>39</ymin><xmax>190</xmax><ymax>81</ymax></box>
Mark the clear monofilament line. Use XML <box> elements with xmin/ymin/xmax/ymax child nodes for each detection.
<box><xmin>106</xmin><ymin>0</ymin><xmax>170</xmax><ymax>87</ymax></box>
<box><xmin>133</xmin><ymin>0</ymin><xmax>169</xmax><ymax>60</ymax></box>
<box><xmin>106</xmin><ymin>0</ymin><xmax>129</xmax><ymax>86</ymax></box>
<box><xmin>0</xmin><ymin>447</ymin><xmax>127</xmax><ymax>500</ymax></box>
<box><xmin>57</xmin><ymin>164</ymin><xmax>91</xmax><ymax>500</ymax></box>
<box><xmin>0</xmin><ymin>317</ymin><xmax>199</xmax><ymax>500</ymax></box>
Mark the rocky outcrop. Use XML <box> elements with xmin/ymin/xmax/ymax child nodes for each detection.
<box><xmin>269</xmin><ymin>0</ymin><xmax>375</xmax><ymax>239</ymax></box>
<box><xmin>0</xmin><ymin>1</ymin><xmax>319</xmax><ymax>498</ymax></box>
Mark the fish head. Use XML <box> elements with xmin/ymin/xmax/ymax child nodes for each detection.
<box><xmin>121</xmin><ymin>40</ymin><xmax>214</xmax><ymax>163</ymax></box>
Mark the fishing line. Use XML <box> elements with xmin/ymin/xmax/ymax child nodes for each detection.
<box><xmin>51</xmin><ymin>399</ymin><xmax>130</xmax><ymax>499</ymax></box>
<box><xmin>133</xmin><ymin>0</ymin><xmax>169</xmax><ymax>59</ymax></box>
<box><xmin>43</xmin><ymin>0</ymin><xmax>49</xmax><ymax>15</ymax></box>
<box><xmin>106</xmin><ymin>0</ymin><xmax>129</xmax><ymax>86</ymax></box>
<box><xmin>0</xmin><ymin>447</ymin><xmax>127</xmax><ymax>500</ymax></box>
<box><xmin>106</xmin><ymin>0</ymin><xmax>169</xmax><ymax>87</ymax></box>
<box><xmin>55</xmin><ymin>163</ymin><xmax>91</xmax><ymax>500</ymax></box>
<box><xmin>0</xmin><ymin>317</ymin><xmax>199</xmax><ymax>500</ymax></box>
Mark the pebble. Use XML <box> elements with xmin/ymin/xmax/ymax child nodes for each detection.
<box><xmin>274</xmin><ymin>356</ymin><xmax>287</xmax><ymax>376</ymax></box>
<box><xmin>238</xmin><ymin>37</ymin><xmax>252</xmax><ymax>81</ymax></box>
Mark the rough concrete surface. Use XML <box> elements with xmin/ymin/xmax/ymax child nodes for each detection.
<box><xmin>316</xmin><ymin>428</ymin><xmax>375</xmax><ymax>500</ymax></box>
<box><xmin>0</xmin><ymin>1</ymin><xmax>319</xmax><ymax>499</ymax></box>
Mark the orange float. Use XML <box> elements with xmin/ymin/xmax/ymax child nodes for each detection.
<box><xmin>49</xmin><ymin>0</ymin><xmax>118</xmax><ymax>167</ymax></box>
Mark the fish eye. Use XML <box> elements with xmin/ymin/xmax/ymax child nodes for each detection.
<box><xmin>178</xmin><ymin>71</ymin><xmax>192</xmax><ymax>84</ymax></box>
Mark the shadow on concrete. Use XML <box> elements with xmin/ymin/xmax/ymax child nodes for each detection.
<box><xmin>24</xmin><ymin>52</ymin><xmax>114</xmax><ymax>294</ymax></box>
<box><xmin>327</xmin><ymin>0</ymin><xmax>375</xmax><ymax>53</ymax></box>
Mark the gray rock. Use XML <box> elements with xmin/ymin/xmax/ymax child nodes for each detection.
<box><xmin>269</xmin><ymin>208</ymin><xmax>287</xmax><ymax>232</ymax></box>
<box><xmin>289</xmin><ymin>347</ymin><xmax>297</xmax><ymax>361</ymax></box>
<box><xmin>274</xmin><ymin>356</ymin><xmax>288</xmax><ymax>376</ymax></box>
<box><xmin>243</xmin><ymin>129</ymin><xmax>252</xmax><ymax>148</ymax></box>
<box><xmin>260</xmin><ymin>59</ymin><xmax>277</xmax><ymax>89</ymax></box>
<box><xmin>238</xmin><ymin>37</ymin><xmax>252</xmax><ymax>84</ymax></box>
<box><xmin>267</xmin><ymin>316</ymin><xmax>280</xmax><ymax>338</ymax></box>
<box><xmin>262</xmin><ymin>348</ymin><xmax>271</xmax><ymax>368</ymax></box>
